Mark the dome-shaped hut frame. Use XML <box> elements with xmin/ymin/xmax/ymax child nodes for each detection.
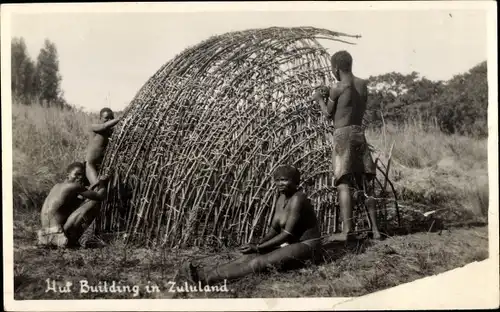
<box><xmin>97</xmin><ymin>27</ymin><xmax>399</xmax><ymax>247</ymax></box>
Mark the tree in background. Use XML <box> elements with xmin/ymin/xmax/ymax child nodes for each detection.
<box><xmin>366</xmin><ymin>71</ymin><xmax>445</xmax><ymax>127</ymax></box>
<box><xmin>11</xmin><ymin>37</ymin><xmax>69</xmax><ymax>109</ymax></box>
<box><xmin>36</xmin><ymin>39</ymin><xmax>64</xmax><ymax>107</ymax></box>
<box><xmin>11</xmin><ymin>37</ymin><xmax>38</xmax><ymax>103</ymax></box>
<box><xmin>430</xmin><ymin>61</ymin><xmax>488</xmax><ymax>137</ymax></box>
<box><xmin>366</xmin><ymin>62</ymin><xmax>487</xmax><ymax>138</ymax></box>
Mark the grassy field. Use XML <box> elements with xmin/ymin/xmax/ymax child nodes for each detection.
<box><xmin>11</xmin><ymin>101</ymin><xmax>489</xmax><ymax>299</ymax></box>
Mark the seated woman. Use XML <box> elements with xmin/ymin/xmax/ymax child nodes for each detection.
<box><xmin>184</xmin><ymin>165</ymin><xmax>322</xmax><ymax>286</ymax></box>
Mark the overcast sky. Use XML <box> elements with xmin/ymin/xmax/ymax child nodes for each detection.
<box><xmin>10</xmin><ymin>8</ymin><xmax>488</xmax><ymax>112</ymax></box>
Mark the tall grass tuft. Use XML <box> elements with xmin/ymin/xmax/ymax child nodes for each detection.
<box><xmin>12</xmin><ymin>101</ymin><xmax>95</xmax><ymax>210</ymax></box>
<box><xmin>366</xmin><ymin>117</ymin><xmax>488</xmax><ymax>217</ymax></box>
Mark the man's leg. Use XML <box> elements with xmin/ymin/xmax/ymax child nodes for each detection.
<box><xmin>357</xmin><ymin>175</ymin><xmax>382</xmax><ymax>240</ymax></box>
<box><xmin>337</xmin><ymin>175</ymin><xmax>355</xmax><ymax>240</ymax></box>
<box><xmin>85</xmin><ymin>161</ymin><xmax>100</xmax><ymax>186</ymax></box>
<box><xmin>359</xmin><ymin>130</ymin><xmax>383</xmax><ymax>240</ymax></box>
<box><xmin>365</xmin><ymin>197</ymin><xmax>382</xmax><ymax>240</ymax></box>
<box><xmin>332</xmin><ymin>127</ymin><xmax>356</xmax><ymax>241</ymax></box>
<box><xmin>63</xmin><ymin>199</ymin><xmax>100</xmax><ymax>246</ymax></box>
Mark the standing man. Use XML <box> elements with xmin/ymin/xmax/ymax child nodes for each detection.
<box><xmin>313</xmin><ymin>50</ymin><xmax>382</xmax><ymax>241</ymax></box>
<box><xmin>85</xmin><ymin>107</ymin><xmax>120</xmax><ymax>186</ymax></box>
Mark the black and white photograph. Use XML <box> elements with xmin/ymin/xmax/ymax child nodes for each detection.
<box><xmin>2</xmin><ymin>1</ymin><xmax>498</xmax><ymax>311</ymax></box>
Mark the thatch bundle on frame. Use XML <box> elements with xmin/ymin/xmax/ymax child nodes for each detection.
<box><xmin>97</xmin><ymin>26</ymin><xmax>398</xmax><ymax>248</ymax></box>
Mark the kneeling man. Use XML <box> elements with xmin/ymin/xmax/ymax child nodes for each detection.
<box><xmin>37</xmin><ymin>162</ymin><xmax>108</xmax><ymax>248</ymax></box>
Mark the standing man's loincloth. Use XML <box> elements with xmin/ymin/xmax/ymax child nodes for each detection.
<box><xmin>332</xmin><ymin>125</ymin><xmax>376</xmax><ymax>186</ymax></box>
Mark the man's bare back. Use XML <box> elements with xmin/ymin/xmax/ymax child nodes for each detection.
<box><xmin>328</xmin><ymin>77</ymin><xmax>368</xmax><ymax>129</ymax></box>
<box><xmin>41</xmin><ymin>182</ymin><xmax>86</xmax><ymax>229</ymax></box>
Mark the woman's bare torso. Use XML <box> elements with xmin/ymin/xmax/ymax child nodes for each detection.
<box><xmin>273</xmin><ymin>191</ymin><xmax>320</xmax><ymax>242</ymax></box>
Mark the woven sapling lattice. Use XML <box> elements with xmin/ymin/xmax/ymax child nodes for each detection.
<box><xmin>96</xmin><ymin>26</ymin><xmax>399</xmax><ymax>247</ymax></box>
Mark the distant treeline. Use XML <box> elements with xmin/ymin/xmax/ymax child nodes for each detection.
<box><xmin>366</xmin><ymin>61</ymin><xmax>488</xmax><ymax>138</ymax></box>
<box><xmin>11</xmin><ymin>37</ymin><xmax>71</xmax><ymax>109</ymax></box>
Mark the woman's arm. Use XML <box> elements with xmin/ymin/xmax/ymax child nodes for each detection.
<box><xmin>239</xmin><ymin>218</ymin><xmax>280</xmax><ymax>254</ymax></box>
<box><xmin>258</xmin><ymin>226</ymin><xmax>279</xmax><ymax>244</ymax></box>
<box><xmin>256</xmin><ymin>196</ymin><xmax>303</xmax><ymax>252</ymax></box>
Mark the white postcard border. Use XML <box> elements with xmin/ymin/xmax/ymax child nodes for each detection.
<box><xmin>2</xmin><ymin>2</ymin><xmax>498</xmax><ymax>311</ymax></box>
